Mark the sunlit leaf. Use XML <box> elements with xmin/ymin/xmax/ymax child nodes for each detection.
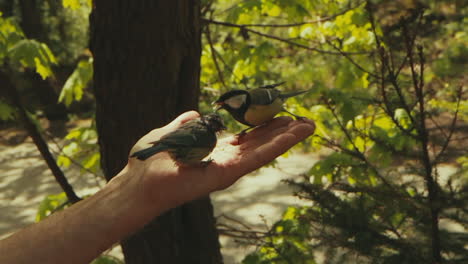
<box><xmin>63</xmin><ymin>0</ymin><xmax>81</xmax><ymax>10</ymax></box>
<box><xmin>35</xmin><ymin>193</ymin><xmax>68</xmax><ymax>222</ymax></box>
<box><xmin>59</xmin><ymin>57</ymin><xmax>93</xmax><ymax>106</ymax></box>
<box><xmin>91</xmin><ymin>255</ymin><xmax>123</xmax><ymax>264</ymax></box>
<box><xmin>8</xmin><ymin>39</ymin><xmax>57</xmax><ymax>79</ymax></box>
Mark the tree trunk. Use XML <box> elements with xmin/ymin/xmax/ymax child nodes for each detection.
<box><xmin>90</xmin><ymin>1</ymin><xmax>223</xmax><ymax>263</ymax></box>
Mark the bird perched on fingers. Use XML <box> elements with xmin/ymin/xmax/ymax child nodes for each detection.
<box><xmin>213</xmin><ymin>82</ymin><xmax>310</xmax><ymax>133</ymax></box>
<box><xmin>130</xmin><ymin>113</ymin><xmax>226</xmax><ymax>166</ymax></box>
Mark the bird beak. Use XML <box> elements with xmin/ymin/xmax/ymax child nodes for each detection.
<box><xmin>212</xmin><ymin>101</ymin><xmax>224</xmax><ymax>112</ymax></box>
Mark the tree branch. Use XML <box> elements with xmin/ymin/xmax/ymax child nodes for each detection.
<box><xmin>204</xmin><ymin>19</ymin><xmax>369</xmax><ymax>55</ymax></box>
<box><xmin>204</xmin><ymin>21</ymin><xmax>227</xmax><ymax>88</ymax></box>
<box><xmin>433</xmin><ymin>86</ymin><xmax>463</xmax><ymax>164</ymax></box>
<box><xmin>326</xmin><ymin>39</ymin><xmax>380</xmax><ymax>79</ymax></box>
<box><xmin>403</xmin><ymin>25</ymin><xmax>442</xmax><ymax>263</ymax></box>
<box><xmin>213</xmin><ymin>1</ymin><xmax>365</xmax><ymax>28</ymax></box>
<box><xmin>44</xmin><ymin>131</ymin><xmax>104</xmax><ymax>187</ymax></box>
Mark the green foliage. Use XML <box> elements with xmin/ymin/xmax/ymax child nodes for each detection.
<box><xmin>59</xmin><ymin>57</ymin><xmax>93</xmax><ymax>106</ymax></box>
<box><xmin>243</xmin><ymin>207</ymin><xmax>316</xmax><ymax>264</ymax></box>
<box><xmin>0</xmin><ymin>14</ymin><xmax>23</xmax><ymax>57</ymax></box>
<box><xmin>0</xmin><ymin>99</ymin><xmax>15</xmax><ymax>120</ymax></box>
<box><xmin>35</xmin><ymin>192</ymin><xmax>69</xmax><ymax>222</ymax></box>
<box><xmin>91</xmin><ymin>255</ymin><xmax>124</xmax><ymax>264</ymax></box>
<box><xmin>1</xmin><ymin>0</ymin><xmax>465</xmax><ymax>263</ymax></box>
<box><xmin>57</xmin><ymin>124</ymin><xmax>100</xmax><ymax>174</ymax></box>
<box><xmin>43</xmin><ymin>0</ymin><xmax>91</xmax><ymax>64</ymax></box>
<box><xmin>204</xmin><ymin>0</ymin><xmax>467</xmax><ymax>263</ymax></box>
<box><xmin>63</xmin><ymin>0</ymin><xmax>92</xmax><ymax>10</ymax></box>
<box><xmin>0</xmin><ymin>12</ymin><xmax>60</xmax><ymax>123</ymax></box>
<box><xmin>0</xmin><ymin>13</ymin><xmax>57</xmax><ymax>79</ymax></box>
<box><xmin>8</xmin><ymin>39</ymin><xmax>57</xmax><ymax>79</ymax></box>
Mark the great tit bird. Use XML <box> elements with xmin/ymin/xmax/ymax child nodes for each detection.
<box><xmin>130</xmin><ymin>114</ymin><xmax>226</xmax><ymax>166</ymax></box>
<box><xmin>214</xmin><ymin>82</ymin><xmax>309</xmax><ymax>130</ymax></box>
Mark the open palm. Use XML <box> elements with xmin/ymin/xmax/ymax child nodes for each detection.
<box><xmin>127</xmin><ymin>111</ymin><xmax>315</xmax><ymax>210</ymax></box>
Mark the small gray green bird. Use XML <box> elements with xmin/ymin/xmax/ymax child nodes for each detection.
<box><xmin>130</xmin><ymin>114</ymin><xmax>226</xmax><ymax>166</ymax></box>
<box><xmin>214</xmin><ymin>82</ymin><xmax>309</xmax><ymax>129</ymax></box>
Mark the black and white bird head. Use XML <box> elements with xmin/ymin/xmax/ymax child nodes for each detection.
<box><xmin>213</xmin><ymin>90</ymin><xmax>250</xmax><ymax>111</ymax></box>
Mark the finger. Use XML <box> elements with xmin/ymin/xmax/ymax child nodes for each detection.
<box><xmin>236</xmin><ymin>122</ymin><xmax>315</xmax><ymax>175</ymax></box>
<box><xmin>240</xmin><ymin>118</ymin><xmax>314</xmax><ymax>150</ymax></box>
<box><xmin>231</xmin><ymin>133</ymin><xmax>298</xmax><ymax>178</ymax></box>
<box><xmin>207</xmin><ymin>119</ymin><xmax>315</xmax><ymax>191</ymax></box>
<box><xmin>220</xmin><ymin>116</ymin><xmax>293</xmax><ymax>145</ymax></box>
<box><xmin>287</xmin><ymin>121</ymin><xmax>316</xmax><ymax>140</ymax></box>
<box><xmin>249</xmin><ymin>122</ymin><xmax>314</xmax><ymax>162</ymax></box>
<box><xmin>239</xmin><ymin>125</ymin><xmax>290</xmax><ymax>151</ymax></box>
<box><xmin>236</xmin><ymin>116</ymin><xmax>293</xmax><ymax>144</ymax></box>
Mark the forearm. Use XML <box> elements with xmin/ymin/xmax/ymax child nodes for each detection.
<box><xmin>0</xmin><ymin>166</ymin><xmax>157</xmax><ymax>264</ymax></box>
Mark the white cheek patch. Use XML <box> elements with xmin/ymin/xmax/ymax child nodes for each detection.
<box><xmin>266</xmin><ymin>89</ymin><xmax>273</xmax><ymax>102</ymax></box>
<box><xmin>225</xmin><ymin>94</ymin><xmax>247</xmax><ymax>109</ymax></box>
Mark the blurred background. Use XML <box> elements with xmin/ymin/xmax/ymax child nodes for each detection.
<box><xmin>0</xmin><ymin>0</ymin><xmax>466</xmax><ymax>263</ymax></box>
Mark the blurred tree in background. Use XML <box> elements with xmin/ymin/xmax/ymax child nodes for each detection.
<box><xmin>200</xmin><ymin>1</ymin><xmax>466</xmax><ymax>263</ymax></box>
<box><xmin>1</xmin><ymin>0</ymin><xmax>466</xmax><ymax>263</ymax></box>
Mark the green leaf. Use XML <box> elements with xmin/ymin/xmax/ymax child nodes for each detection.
<box><xmin>0</xmin><ymin>100</ymin><xmax>15</xmax><ymax>120</ymax></box>
<box><xmin>82</xmin><ymin>152</ymin><xmax>100</xmax><ymax>172</ymax></box>
<box><xmin>394</xmin><ymin>108</ymin><xmax>411</xmax><ymax>129</ymax></box>
<box><xmin>62</xmin><ymin>0</ymin><xmax>81</xmax><ymax>10</ymax></box>
<box><xmin>0</xmin><ymin>15</ymin><xmax>24</xmax><ymax>56</ymax></box>
<box><xmin>57</xmin><ymin>155</ymin><xmax>72</xmax><ymax>168</ymax></box>
<box><xmin>8</xmin><ymin>39</ymin><xmax>57</xmax><ymax>79</ymax></box>
<box><xmin>35</xmin><ymin>193</ymin><xmax>69</xmax><ymax>222</ymax></box>
<box><xmin>261</xmin><ymin>2</ymin><xmax>281</xmax><ymax>17</ymax></box>
<box><xmin>91</xmin><ymin>255</ymin><xmax>123</xmax><ymax>264</ymax></box>
<box><xmin>242</xmin><ymin>253</ymin><xmax>262</xmax><ymax>264</ymax></box>
<box><xmin>59</xmin><ymin>57</ymin><xmax>93</xmax><ymax>106</ymax></box>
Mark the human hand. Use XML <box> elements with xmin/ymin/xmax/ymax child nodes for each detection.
<box><xmin>117</xmin><ymin>111</ymin><xmax>315</xmax><ymax>215</ymax></box>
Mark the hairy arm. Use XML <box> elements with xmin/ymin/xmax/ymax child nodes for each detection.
<box><xmin>0</xmin><ymin>111</ymin><xmax>315</xmax><ymax>264</ymax></box>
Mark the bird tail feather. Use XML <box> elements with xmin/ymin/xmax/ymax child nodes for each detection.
<box><xmin>131</xmin><ymin>144</ymin><xmax>165</xmax><ymax>161</ymax></box>
<box><xmin>279</xmin><ymin>89</ymin><xmax>311</xmax><ymax>100</ymax></box>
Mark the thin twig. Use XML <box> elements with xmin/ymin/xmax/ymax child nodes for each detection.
<box><xmin>213</xmin><ymin>1</ymin><xmax>365</xmax><ymax>28</ymax></box>
<box><xmin>44</xmin><ymin>131</ymin><xmax>104</xmax><ymax>188</ymax></box>
<box><xmin>204</xmin><ymin>20</ymin><xmax>227</xmax><ymax>88</ymax></box>
<box><xmin>433</xmin><ymin>86</ymin><xmax>462</xmax><ymax>164</ymax></box>
<box><xmin>217</xmin><ymin>214</ymin><xmax>253</xmax><ymax>230</ymax></box>
<box><xmin>403</xmin><ymin>22</ymin><xmax>442</xmax><ymax>262</ymax></box>
<box><xmin>322</xmin><ymin>100</ymin><xmax>401</xmax><ymax>190</ymax></box>
<box><xmin>366</xmin><ymin>2</ymin><xmax>418</xmax><ymax>133</ymax></box>
<box><xmin>326</xmin><ymin>39</ymin><xmax>379</xmax><ymax>79</ymax></box>
<box><xmin>205</xmin><ymin>19</ymin><xmax>369</xmax><ymax>55</ymax></box>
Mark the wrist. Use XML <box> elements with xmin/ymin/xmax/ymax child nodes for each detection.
<box><xmin>105</xmin><ymin>164</ymin><xmax>162</xmax><ymax>236</ymax></box>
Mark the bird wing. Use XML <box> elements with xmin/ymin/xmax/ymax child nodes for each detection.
<box><xmin>249</xmin><ymin>88</ymin><xmax>281</xmax><ymax>105</ymax></box>
<box><xmin>278</xmin><ymin>89</ymin><xmax>311</xmax><ymax>100</ymax></box>
<box><xmin>155</xmin><ymin>121</ymin><xmax>216</xmax><ymax>149</ymax></box>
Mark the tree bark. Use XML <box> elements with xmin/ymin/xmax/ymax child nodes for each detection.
<box><xmin>90</xmin><ymin>1</ymin><xmax>223</xmax><ymax>263</ymax></box>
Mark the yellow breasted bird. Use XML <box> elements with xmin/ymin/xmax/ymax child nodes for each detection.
<box><xmin>130</xmin><ymin>114</ymin><xmax>226</xmax><ymax>166</ymax></box>
<box><xmin>214</xmin><ymin>82</ymin><xmax>309</xmax><ymax>131</ymax></box>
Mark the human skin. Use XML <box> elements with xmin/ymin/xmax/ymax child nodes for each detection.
<box><xmin>0</xmin><ymin>111</ymin><xmax>315</xmax><ymax>264</ymax></box>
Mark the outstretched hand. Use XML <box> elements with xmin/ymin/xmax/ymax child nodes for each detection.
<box><xmin>0</xmin><ymin>111</ymin><xmax>315</xmax><ymax>264</ymax></box>
<box><xmin>122</xmin><ymin>111</ymin><xmax>315</xmax><ymax>213</ymax></box>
